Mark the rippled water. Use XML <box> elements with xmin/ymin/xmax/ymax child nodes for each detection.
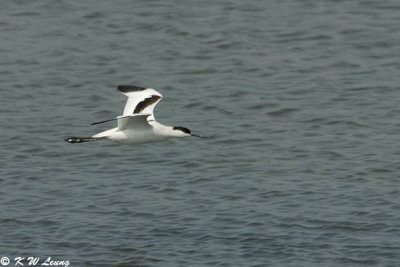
<box><xmin>1</xmin><ymin>1</ymin><xmax>400</xmax><ymax>266</ymax></box>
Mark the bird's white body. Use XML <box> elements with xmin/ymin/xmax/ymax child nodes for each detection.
<box><xmin>93</xmin><ymin>121</ymin><xmax>172</xmax><ymax>144</ymax></box>
<box><xmin>66</xmin><ymin>85</ymin><xmax>192</xmax><ymax>145</ymax></box>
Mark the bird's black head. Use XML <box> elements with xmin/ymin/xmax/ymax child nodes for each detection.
<box><xmin>172</xmin><ymin>126</ymin><xmax>191</xmax><ymax>136</ymax></box>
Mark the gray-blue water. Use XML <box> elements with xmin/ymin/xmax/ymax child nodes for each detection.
<box><xmin>1</xmin><ymin>1</ymin><xmax>400</xmax><ymax>266</ymax></box>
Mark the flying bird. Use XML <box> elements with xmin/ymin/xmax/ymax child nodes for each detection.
<box><xmin>65</xmin><ymin>85</ymin><xmax>201</xmax><ymax>145</ymax></box>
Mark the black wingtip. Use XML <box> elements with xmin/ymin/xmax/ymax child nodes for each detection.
<box><xmin>117</xmin><ymin>85</ymin><xmax>147</xmax><ymax>93</ymax></box>
<box><xmin>90</xmin><ymin>118</ymin><xmax>118</xmax><ymax>125</ymax></box>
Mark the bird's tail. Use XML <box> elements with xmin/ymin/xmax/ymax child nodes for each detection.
<box><xmin>65</xmin><ymin>136</ymin><xmax>101</xmax><ymax>144</ymax></box>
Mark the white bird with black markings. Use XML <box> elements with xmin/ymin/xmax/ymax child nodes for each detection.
<box><xmin>65</xmin><ymin>85</ymin><xmax>203</xmax><ymax>145</ymax></box>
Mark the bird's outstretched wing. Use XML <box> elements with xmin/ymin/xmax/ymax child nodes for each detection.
<box><xmin>117</xmin><ymin>85</ymin><xmax>163</xmax><ymax>120</ymax></box>
<box><xmin>117</xmin><ymin>114</ymin><xmax>152</xmax><ymax>130</ymax></box>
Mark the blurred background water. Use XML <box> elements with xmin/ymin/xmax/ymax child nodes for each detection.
<box><xmin>1</xmin><ymin>0</ymin><xmax>400</xmax><ymax>266</ymax></box>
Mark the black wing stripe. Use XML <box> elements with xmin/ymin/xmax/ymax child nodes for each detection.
<box><xmin>117</xmin><ymin>85</ymin><xmax>147</xmax><ymax>93</ymax></box>
<box><xmin>133</xmin><ymin>95</ymin><xmax>162</xmax><ymax>114</ymax></box>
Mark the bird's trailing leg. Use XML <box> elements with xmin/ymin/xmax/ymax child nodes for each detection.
<box><xmin>65</xmin><ymin>136</ymin><xmax>100</xmax><ymax>143</ymax></box>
